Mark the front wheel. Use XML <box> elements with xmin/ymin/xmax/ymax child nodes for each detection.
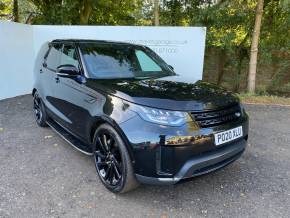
<box><xmin>33</xmin><ymin>91</ymin><xmax>48</xmax><ymax>127</ymax></box>
<box><xmin>93</xmin><ymin>124</ymin><xmax>139</xmax><ymax>193</ymax></box>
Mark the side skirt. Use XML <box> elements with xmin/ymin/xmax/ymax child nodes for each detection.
<box><xmin>46</xmin><ymin>119</ymin><xmax>93</xmax><ymax>156</ymax></box>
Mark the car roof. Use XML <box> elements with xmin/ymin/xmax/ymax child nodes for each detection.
<box><xmin>51</xmin><ymin>39</ymin><xmax>140</xmax><ymax>47</ymax></box>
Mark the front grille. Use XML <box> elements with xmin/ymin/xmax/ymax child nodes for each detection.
<box><xmin>190</xmin><ymin>104</ymin><xmax>241</xmax><ymax>127</ymax></box>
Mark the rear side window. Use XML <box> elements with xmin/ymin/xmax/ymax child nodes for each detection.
<box><xmin>45</xmin><ymin>43</ymin><xmax>62</xmax><ymax>71</ymax></box>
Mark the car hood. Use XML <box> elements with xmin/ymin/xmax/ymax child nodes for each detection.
<box><xmin>85</xmin><ymin>76</ymin><xmax>240</xmax><ymax>111</ymax></box>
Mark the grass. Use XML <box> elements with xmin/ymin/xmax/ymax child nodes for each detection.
<box><xmin>238</xmin><ymin>93</ymin><xmax>290</xmax><ymax>106</ymax></box>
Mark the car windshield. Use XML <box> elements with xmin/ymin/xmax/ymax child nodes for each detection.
<box><xmin>79</xmin><ymin>42</ymin><xmax>175</xmax><ymax>79</ymax></box>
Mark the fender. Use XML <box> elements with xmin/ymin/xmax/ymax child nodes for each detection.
<box><xmin>88</xmin><ymin>115</ymin><xmax>136</xmax><ymax>164</ymax></box>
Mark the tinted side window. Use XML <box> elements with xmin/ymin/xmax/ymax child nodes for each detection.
<box><xmin>45</xmin><ymin>43</ymin><xmax>62</xmax><ymax>71</ymax></box>
<box><xmin>60</xmin><ymin>44</ymin><xmax>80</xmax><ymax>69</ymax></box>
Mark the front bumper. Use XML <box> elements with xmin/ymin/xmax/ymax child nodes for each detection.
<box><xmin>135</xmin><ymin>138</ymin><xmax>246</xmax><ymax>185</ymax></box>
<box><xmin>119</xmin><ymin>113</ymin><xmax>249</xmax><ymax>185</ymax></box>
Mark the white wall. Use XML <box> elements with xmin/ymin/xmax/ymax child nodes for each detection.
<box><xmin>33</xmin><ymin>25</ymin><xmax>206</xmax><ymax>81</ymax></box>
<box><xmin>0</xmin><ymin>22</ymin><xmax>34</xmax><ymax>100</ymax></box>
<box><xmin>0</xmin><ymin>21</ymin><xmax>206</xmax><ymax>100</ymax></box>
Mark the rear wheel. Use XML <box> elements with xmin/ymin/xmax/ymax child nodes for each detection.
<box><xmin>93</xmin><ymin>124</ymin><xmax>139</xmax><ymax>193</ymax></box>
<box><xmin>33</xmin><ymin>91</ymin><xmax>48</xmax><ymax>127</ymax></box>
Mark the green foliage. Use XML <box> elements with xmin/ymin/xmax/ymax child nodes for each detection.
<box><xmin>261</xmin><ymin>0</ymin><xmax>290</xmax><ymax>52</ymax></box>
<box><xmin>137</xmin><ymin>0</ymin><xmax>154</xmax><ymax>25</ymax></box>
<box><xmin>0</xmin><ymin>0</ymin><xmax>13</xmax><ymax>20</ymax></box>
<box><xmin>194</xmin><ymin>0</ymin><xmax>289</xmax><ymax>94</ymax></box>
<box><xmin>28</xmin><ymin>0</ymin><xmax>142</xmax><ymax>25</ymax></box>
<box><xmin>18</xmin><ymin>0</ymin><xmax>37</xmax><ymax>23</ymax></box>
<box><xmin>261</xmin><ymin>0</ymin><xmax>290</xmax><ymax>95</ymax></box>
<box><xmin>89</xmin><ymin>0</ymin><xmax>142</xmax><ymax>25</ymax></box>
<box><xmin>160</xmin><ymin>0</ymin><xmax>188</xmax><ymax>26</ymax></box>
<box><xmin>28</xmin><ymin>0</ymin><xmax>74</xmax><ymax>24</ymax></box>
<box><xmin>197</xmin><ymin>1</ymin><xmax>255</xmax><ymax>49</ymax></box>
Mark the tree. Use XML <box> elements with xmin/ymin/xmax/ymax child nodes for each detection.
<box><xmin>153</xmin><ymin>0</ymin><xmax>159</xmax><ymax>25</ymax></box>
<box><xmin>2</xmin><ymin>0</ymin><xmax>288</xmax><ymax>94</ymax></box>
<box><xmin>258</xmin><ymin>0</ymin><xmax>290</xmax><ymax>95</ymax></box>
<box><xmin>79</xmin><ymin>0</ymin><xmax>94</xmax><ymax>25</ymax></box>
<box><xmin>13</xmin><ymin>0</ymin><xmax>19</xmax><ymax>22</ymax></box>
<box><xmin>247</xmin><ymin>0</ymin><xmax>264</xmax><ymax>92</ymax></box>
<box><xmin>29</xmin><ymin>0</ymin><xmax>142</xmax><ymax>25</ymax></box>
<box><xmin>0</xmin><ymin>0</ymin><xmax>21</xmax><ymax>22</ymax></box>
<box><xmin>0</xmin><ymin>0</ymin><xmax>13</xmax><ymax>20</ymax></box>
<box><xmin>187</xmin><ymin>1</ymin><xmax>255</xmax><ymax>89</ymax></box>
<box><xmin>160</xmin><ymin>0</ymin><xmax>187</xmax><ymax>26</ymax></box>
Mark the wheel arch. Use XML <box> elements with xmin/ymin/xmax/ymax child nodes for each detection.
<box><xmin>89</xmin><ymin>116</ymin><xmax>136</xmax><ymax>164</ymax></box>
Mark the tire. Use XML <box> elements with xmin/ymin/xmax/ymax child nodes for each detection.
<box><xmin>33</xmin><ymin>91</ymin><xmax>48</xmax><ymax>127</ymax></box>
<box><xmin>93</xmin><ymin>123</ymin><xmax>139</xmax><ymax>193</ymax></box>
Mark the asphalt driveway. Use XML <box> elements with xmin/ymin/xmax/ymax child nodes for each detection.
<box><xmin>0</xmin><ymin>95</ymin><xmax>290</xmax><ymax>218</ymax></box>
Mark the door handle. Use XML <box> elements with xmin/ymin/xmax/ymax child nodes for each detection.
<box><xmin>40</xmin><ymin>69</ymin><xmax>43</xmax><ymax>74</ymax></box>
<box><xmin>55</xmin><ymin>77</ymin><xmax>60</xmax><ymax>83</ymax></box>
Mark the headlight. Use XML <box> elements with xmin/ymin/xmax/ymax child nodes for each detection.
<box><xmin>127</xmin><ymin>103</ymin><xmax>189</xmax><ymax>127</ymax></box>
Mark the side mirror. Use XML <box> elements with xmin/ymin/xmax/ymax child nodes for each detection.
<box><xmin>168</xmin><ymin>65</ymin><xmax>174</xmax><ymax>71</ymax></box>
<box><xmin>56</xmin><ymin>65</ymin><xmax>79</xmax><ymax>77</ymax></box>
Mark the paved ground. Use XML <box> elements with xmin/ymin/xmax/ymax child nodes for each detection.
<box><xmin>0</xmin><ymin>95</ymin><xmax>290</xmax><ymax>218</ymax></box>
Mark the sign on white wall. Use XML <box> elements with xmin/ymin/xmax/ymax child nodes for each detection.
<box><xmin>0</xmin><ymin>21</ymin><xmax>206</xmax><ymax>100</ymax></box>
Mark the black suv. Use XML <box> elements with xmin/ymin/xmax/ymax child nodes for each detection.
<box><xmin>33</xmin><ymin>39</ymin><xmax>249</xmax><ymax>193</ymax></box>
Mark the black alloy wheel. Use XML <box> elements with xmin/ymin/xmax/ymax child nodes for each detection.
<box><xmin>93</xmin><ymin>124</ymin><xmax>138</xmax><ymax>193</ymax></box>
<box><xmin>33</xmin><ymin>92</ymin><xmax>48</xmax><ymax>127</ymax></box>
<box><xmin>95</xmin><ymin>130</ymin><xmax>123</xmax><ymax>186</ymax></box>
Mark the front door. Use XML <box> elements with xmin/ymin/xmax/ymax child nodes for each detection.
<box><xmin>40</xmin><ymin>43</ymin><xmax>62</xmax><ymax>117</ymax></box>
<box><xmin>51</xmin><ymin>43</ymin><xmax>95</xmax><ymax>142</ymax></box>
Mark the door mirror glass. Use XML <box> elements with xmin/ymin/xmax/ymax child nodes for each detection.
<box><xmin>57</xmin><ymin>64</ymin><xmax>79</xmax><ymax>77</ymax></box>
